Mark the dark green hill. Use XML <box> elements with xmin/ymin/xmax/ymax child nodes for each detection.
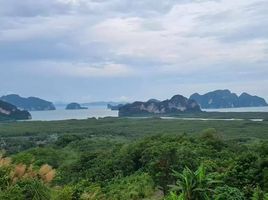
<box><xmin>119</xmin><ymin>95</ymin><xmax>201</xmax><ymax>116</ymax></box>
<box><xmin>0</xmin><ymin>100</ymin><xmax>31</xmax><ymax>121</ymax></box>
<box><xmin>0</xmin><ymin>94</ymin><xmax>56</xmax><ymax>111</ymax></box>
<box><xmin>238</xmin><ymin>92</ymin><xmax>268</xmax><ymax>107</ymax></box>
<box><xmin>190</xmin><ymin>90</ymin><xmax>268</xmax><ymax>109</ymax></box>
<box><xmin>66</xmin><ymin>102</ymin><xmax>87</xmax><ymax>110</ymax></box>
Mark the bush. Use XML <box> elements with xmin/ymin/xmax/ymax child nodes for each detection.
<box><xmin>52</xmin><ymin>186</ymin><xmax>73</xmax><ymax>200</ymax></box>
<box><xmin>105</xmin><ymin>173</ymin><xmax>155</xmax><ymax>200</ymax></box>
<box><xmin>0</xmin><ymin>155</ymin><xmax>55</xmax><ymax>200</ymax></box>
<box><xmin>214</xmin><ymin>186</ymin><xmax>245</xmax><ymax>200</ymax></box>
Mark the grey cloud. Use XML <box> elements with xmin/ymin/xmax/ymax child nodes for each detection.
<box><xmin>77</xmin><ymin>0</ymin><xmax>220</xmax><ymax>18</ymax></box>
<box><xmin>0</xmin><ymin>39</ymin><xmax>77</xmax><ymax>61</ymax></box>
<box><xmin>0</xmin><ymin>0</ymin><xmax>71</xmax><ymax>17</ymax></box>
<box><xmin>0</xmin><ymin>37</ymin><xmax>113</xmax><ymax>62</ymax></box>
<box><xmin>191</xmin><ymin>1</ymin><xmax>268</xmax><ymax>43</ymax></box>
<box><xmin>0</xmin><ymin>0</ymin><xmax>219</xmax><ymax>18</ymax></box>
<box><xmin>220</xmin><ymin>22</ymin><xmax>268</xmax><ymax>43</ymax></box>
<box><xmin>244</xmin><ymin>1</ymin><xmax>268</xmax><ymax>16</ymax></box>
<box><xmin>0</xmin><ymin>0</ymin><xmax>267</xmax><ymax>101</ymax></box>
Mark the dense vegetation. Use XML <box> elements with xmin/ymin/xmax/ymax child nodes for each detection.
<box><xmin>1</xmin><ymin>118</ymin><xmax>268</xmax><ymax>199</ymax></box>
<box><xmin>190</xmin><ymin>89</ymin><xmax>268</xmax><ymax>109</ymax></box>
<box><xmin>0</xmin><ymin>100</ymin><xmax>31</xmax><ymax>121</ymax></box>
<box><xmin>0</xmin><ymin>94</ymin><xmax>56</xmax><ymax>111</ymax></box>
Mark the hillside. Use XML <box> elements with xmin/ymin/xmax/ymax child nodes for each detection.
<box><xmin>119</xmin><ymin>95</ymin><xmax>201</xmax><ymax>116</ymax></box>
<box><xmin>0</xmin><ymin>100</ymin><xmax>31</xmax><ymax>121</ymax></box>
<box><xmin>0</xmin><ymin>94</ymin><xmax>56</xmax><ymax>111</ymax></box>
<box><xmin>190</xmin><ymin>89</ymin><xmax>268</xmax><ymax>109</ymax></box>
<box><xmin>66</xmin><ymin>102</ymin><xmax>87</xmax><ymax>110</ymax></box>
<box><xmin>0</xmin><ymin>118</ymin><xmax>268</xmax><ymax>199</ymax></box>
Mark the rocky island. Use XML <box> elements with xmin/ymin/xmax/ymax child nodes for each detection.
<box><xmin>107</xmin><ymin>104</ymin><xmax>125</xmax><ymax>110</ymax></box>
<box><xmin>0</xmin><ymin>94</ymin><xmax>56</xmax><ymax>111</ymax></box>
<box><xmin>119</xmin><ymin>95</ymin><xmax>201</xmax><ymax>117</ymax></box>
<box><xmin>0</xmin><ymin>100</ymin><xmax>31</xmax><ymax>121</ymax></box>
<box><xmin>238</xmin><ymin>92</ymin><xmax>268</xmax><ymax>107</ymax></box>
<box><xmin>66</xmin><ymin>103</ymin><xmax>88</xmax><ymax>110</ymax></box>
<box><xmin>190</xmin><ymin>90</ymin><xmax>268</xmax><ymax>109</ymax></box>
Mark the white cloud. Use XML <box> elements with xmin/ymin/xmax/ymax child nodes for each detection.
<box><xmin>22</xmin><ymin>61</ymin><xmax>136</xmax><ymax>78</ymax></box>
<box><xmin>86</xmin><ymin>0</ymin><xmax>268</xmax><ymax>66</ymax></box>
<box><xmin>0</xmin><ymin>0</ymin><xmax>268</xmax><ymax>100</ymax></box>
<box><xmin>65</xmin><ymin>62</ymin><xmax>135</xmax><ymax>77</ymax></box>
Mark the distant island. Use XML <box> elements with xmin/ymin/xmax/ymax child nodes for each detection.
<box><xmin>66</xmin><ymin>103</ymin><xmax>88</xmax><ymax>110</ymax></box>
<box><xmin>190</xmin><ymin>89</ymin><xmax>268</xmax><ymax>109</ymax></box>
<box><xmin>0</xmin><ymin>94</ymin><xmax>56</xmax><ymax>111</ymax></box>
<box><xmin>119</xmin><ymin>95</ymin><xmax>201</xmax><ymax>117</ymax></box>
<box><xmin>107</xmin><ymin>104</ymin><xmax>125</xmax><ymax>111</ymax></box>
<box><xmin>82</xmin><ymin>101</ymin><xmax>127</xmax><ymax>108</ymax></box>
<box><xmin>0</xmin><ymin>100</ymin><xmax>31</xmax><ymax>121</ymax></box>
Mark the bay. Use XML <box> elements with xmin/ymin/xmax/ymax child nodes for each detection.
<box><xmin>30</xmin><ymin>107</ymin><xmax>118</xmax><ymax>121</ymax></box>
<box><xmin>29</xmin><ymin>106</ymin><xmax>268</xmax><ymax>121</ymax></box>
<box><xmin>203</xmin><ymin>106</ymin><xmax>268</xmax><ymax>112</ymax></box>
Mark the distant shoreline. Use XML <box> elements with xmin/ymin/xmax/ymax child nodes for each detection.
<box><xmin>17</xmin><ymin>108</ymin><xmax>268</xmax><ymax>122</ymax></box>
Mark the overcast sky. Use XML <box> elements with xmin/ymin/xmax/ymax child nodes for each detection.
<box><xmin>0</xmin><ymin>0</ymin><xmax>268</xmax><ymax>102</ymax></box>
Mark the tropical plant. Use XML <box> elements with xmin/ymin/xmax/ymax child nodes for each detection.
<box><xmin>165</xmin><ymin>191</ymin><xmax>182</xmax><ymax>200</ymax></box>
<box><xmin>52</xmin><ymin>186</ymin><xmax>73</xmax><ymax>200</ymax></box>
<box><xmin>0</xmin><ymin>155</ymin><xmax>55</xmax><ymax>200</ymax></box>
<box><xmin>251</xmin><ymin>186</ymin><xmax>268</xmax><ymax>200</ymax></box>
<box><xmin>105</xmin><ymin>172</ymin><xmax>155</xmax><ymax>200</ymax></box>
<box><xmin>169</xmin><ymin>164</ymin><xmax>218</xmax><ymax>200</ymax></box>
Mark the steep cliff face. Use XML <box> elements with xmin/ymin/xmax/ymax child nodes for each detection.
<box><xmin>190</xmin><ymin>90</ymin><xmax>239</xmax><ymax>109</ymax></box>
<box><xmin>0</xmin><ymin>100</ymin><xmax>31</xmax><ymax>121</ymax></box>
<box><xmin>190</xmin><ymin>90</ymin><xmax>268</xmax><ymax>109</ymax></box>
<box><xmin>0</xmin><ymin>94</ymin><xmax>56</xmax><ymax>111</ymax></box>
<box><xmin>238</xmin><ymin>93</ymin><xmax>268</xmax><ymax>107</ymax></box>
<box><xmin>119</xmin><ymin>95</ymin><xmax>201</xmax><ymax>116</ymax></box>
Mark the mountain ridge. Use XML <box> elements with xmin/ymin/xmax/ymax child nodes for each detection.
<box><xmin>66</xmin><ymin>103</ymin><xmax>88</xmax><ymax>110</ymax></box>
<box><xmin>0</xmin><ymin>100</ymin><xmax>31</xmax><ymax>121</ymax></box>
<box><xmin>119</xmin><ymin>95</ymin><xmax>201</xmax><ymax>117</ymax></box>
<box><xmin>190</xmin><ymin>90</ymin><xmax>268</xmax><ymax>109</ymax></box>
<box><xmin>0</xmin><ymin>94</ymin><xmax>56</xmax><ymax>111</ymax></box>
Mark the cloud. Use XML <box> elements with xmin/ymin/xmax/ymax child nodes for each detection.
<box><xmin>59</xmin><ymin>62</ymin><xmax>135</xmax><ymax>77</ymax></box>
<box><xmin>0</xmin><ymin>0</ymin><xmax>193</xmax><ymax>17</ymax></box>
<box><xmin>0</xmin><ymin>0</ymin><xmax>267</xmax><ymax>101</ymax></box>
<box><xmin>0</xmin><ymin>0</ymin><xmax>71</xmax><ymax>17</ymax></box>
<box><xmin>16</xmin><ymin>61</ymin><xmax>135</xmax><ymax>78</ymax></box>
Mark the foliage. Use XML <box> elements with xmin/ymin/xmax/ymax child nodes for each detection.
<box><xmin>51</xmin><ymin>186</ymin><xmax>73</xmax><ymax>200</ymax></box>
<box><xmin>213</xmin><ymin>185</ymin><xmax>245</xmax><ymax>200</ymax></box>
<box><xmin>105</xmin><ymin>172</ymin><xmax>155</xmax><ymax>200</ymax></box>
<box><xmin>1</xmin><ymin>118</ymin><xmax>268</xmax><ymax>199</ymax></box>
<box><xmin>169</xmin><ymin>164</ymin><xmax>218</xmax><ymax>200</ymax></box>
<box><xmin>0</xmin><ymin>155</ymin><xmax>55</xmax><ymax>200</ymax></box>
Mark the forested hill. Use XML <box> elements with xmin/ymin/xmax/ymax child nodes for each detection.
<box><xmin>0</xmin><ymin>100</ymin><xmax>31</xmax><ymax>121</ymax></box>
<box><xmin>190</xmin><ymin>89</ymin><xmax>268</xmax><ymax>109</ymax></box>
<box><xmin>0</xmin><ymin>118</ymin><xmax>268</xmax><ymax>199</ymax></box>
<box><xmin>66</xmin><ymin>102</ymin><xmax>88</xmax><ymax>110</ymax></box>
<box><xmin>119</xmin><ymin>95</ymin><xmax>201</xmax><ymax>116</ymax></box>
<box><xmin>0</xmin><ymin>94</ymin><xmax>56</xmax><ymax>111</ymax></box>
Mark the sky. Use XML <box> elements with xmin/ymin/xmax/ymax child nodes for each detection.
<box><xmin>0</xmin><ymin>0</ymin><xmax>268</xmax><ymax>103</ymax></box>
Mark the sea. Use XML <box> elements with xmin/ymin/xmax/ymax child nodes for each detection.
<box><xmin>30</xmin><ymin>106</ymin><xmax>118</xmax><ymax>121</ymax></box>
<box><xmin>29</xmin><ymin>106</ymin><xmax>268</xmax><ymax>121</ymax></box>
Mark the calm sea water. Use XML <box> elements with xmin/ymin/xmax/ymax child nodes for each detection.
<box><xmin>30</xmin><ymin>107</ymin><xmax>118</xmax><ymax>121</ymax></box>
<box><xmin>29</xmin><ymin>106</ymin><xmax>268</xmax><ymax>121</ymax></box>
<box><xmin>203</xmin><ymin>106</ymin><xmax>268</xmax><ymax>112</ymax></box>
